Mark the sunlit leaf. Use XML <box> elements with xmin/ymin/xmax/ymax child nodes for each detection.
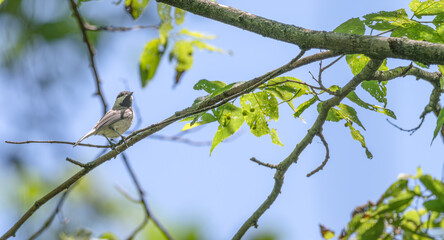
<box><xmin>391</xmin><ymin>22</ymin><xmax>441</xmax><ymax>43</ymax></box>
<box><xmin>191</xmin><ymin>40</ymin><xmax>224</xmax><ymax>52</ymax></box>
<box><xmin>171</xmin><ymin>40</ymin><xmax>194</xmax><ymax>73</ymax></box>
<box><xmin>175</xmin><ymin>8</ymin><xmax>186</xmax><ymax>25</ymax></box>
<box><xmin>334</xmin><ymin>17</ymin><xmax>365</xmax><ymax>35</ymax></box>
<box><xmin>338</xmin><ymin>103</ymin><xmax>366</xmax><ymax>130</ymax></box>
<box><xmin>125</xmin><ymin>0</ymin><xmax>150</xmax><ymax>19</ymax></box>
<box><xmin>410</xmin><ymin>0</ymin><xmax>444</xmax><ymax>17</ymax></box>
<box><xmin>157</xmin><ymin>3</ymin><xmax>172</xmax><ymax>22</ymax></box>
<box><xmin>346</xmin><ymin>54</ymin><xmax>388</xmax><ymax>76</ymax></box>
<box><xmin>159</xmin><ymin>21</ymin><xmax>173</xmax><ymax>45</ymax></box>
<box><xmin>363</xmin><ymin>9</ymin><xmax>414</xmax><ymax>31</ymax></box>
<box><xmin>140</xmin><ymin>38</ymin><xmax>162</xmax><ymax>87</ymax></box>
<box><xmin>0</xmin><ymin>0</ymin><xmax>5</xmax><ymax>6</ymax></box>
<box><xmin>361</xmin><ymin>80</ymin><xmax>388</xmax><ymax>107</ymax></box>
<box><xmin>193</xmin><ymin>79</ymin><xmax>227</xmax><ymax>93</ymax></box>
<box><xmin>419</xmin><ymin>175</ymin><xmax>444</xmax><ymax>205</ymax></box>
<box><xmin>270</xmin><ymin>128</ymin><xmax>284</xmax><ymax>146</ymax></box>
<box><xmin>294</xmin><ymin>97</ymin><xmax>317</xmax><ymax>118</ymax></box>
<box><xmin>438</xmin><ymin>65</ymin><xmax>444</xmax><ymax>89</ymax></box>
<box><xmin>379</xmin><ymin>179</ymin><xmax>408</xmax><ymax>201</ymax></box>
<box><xmin>182</xmin><ymin>113</ymin><xmax>217</xmax><ymax>131</ymax></box>
<box><xmin>179</xmin><ymin>29</ymin><xmax>216</xmax><ymax>40</ymax></box>
<box><xmin>319</xmin><ymin>224</ymin><xmax>335</xmax><ymax>239</ymax></box>
<box><xmin>347</xmin><ymin>91</ymin><xmax>396</xmax><ymax>118</ymax></box>
<box><xmin>210</xmin><ymin>103</ymin><xmax>244</xmax><ymax>154</ymax></box>
<box><xmin>432</xmin><ymin>107</ymin><xmax>444</xmax><ymax>142</ymax></box>
<box><xmin>346</xmin><ymin>122</ymin><xmax>373</xmax><ymax>159</ymax></box>
<box><xmin>241</xmin><ymin>92</ymin><xmax>279</xmax><ymax>137</ymax></box>
<box><xmin>99</xmin><ymin>232</ymin><xmax>119</xmax><ymax>240</ymax></box>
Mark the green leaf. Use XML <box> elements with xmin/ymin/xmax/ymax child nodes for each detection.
<box><xmin>423</xmin><ymin>199</ymin><xmax>444</xmax><ymax>212</ymax></box>
<box><xmin>139</xmin><ymin>38</ymin><xmax>162</xmax><ymax>87</ymax></box>
<box><xmin>360</xmin><ymin>218</ymin><xmax>384</xmax><ymax>240</ymax></box>
<box><xmin>347</xmin><ymin>91</ymin><xmax>396</xmax><ymax>119</ymax></box>
<box><xmin>419</xmin><ymin>175</ymin><xmax>444</xmax><ymax>206</ymax></box>
<box><xmin>193</xmin><ymin>79</ymin><xmax>227</xmax><ymax>93</ymax></box>
<box><xmin>125</xmin><ymin>0</ymin><xmax>150</xmax><ymax>19</ymax></box>
<box><xmin>210</xmin><ymin>103</ymin><xmax>244</xmax><ymax>154</ymax></box>
<box><xmin>432</xmin><ymin>107</ymin><xmax>444</xmax><ymax>142</ymax></box>
<box><xmin>211</xmin><ymin>83</ymin><xmax>235</xmax><ymax>97</ymax></box>
<box><xmin>159</xmin><ymin>21</ymin><xmax>173</xmax><ymax>45</ymax></box>
<box><xmin>361</xmin><ymin>80</ymin><xmax>388</xmax><ymax>107</ymax></box>
<box><xmin>240</xmin><ymin>92</ymin><xmax>279</xmax><ymax>137</ymax></box>
<box><xmin>338</xmin><ymin>103</ymin><xmax>366</xmax><ymax>130</ymax></box>
<box><xmin>175</xmin><ymin>8</ymin><xmax>186</xmax><ymax>25</ymax></box>
<box><xmin>346</xmin><ymin>122</ymin><xmax>373</xmax><ymax>159</ymax></box>
<box><xmin>346</xmin><ymin>213</ymin><xmax>364</xmax><ymax>236</ymax></box>
<box><xmin>270</xmin><ymin>128</ymin><xmax>284</xmax><ymax>146</ymax></box>
<box><xmin>182</xmin><ymin>113</ymin><xmax>217</xmax><ymax>131</ymax></box>
<box><xmin>190</xmin><ymin>40</ymin><xmax>224</xmax><ymax>52</ymax></box>
<box><xmin>179</xmin><ymin>29</ymin><xmax>216</xmax><ymax>40</ymax></box>
<box><xmin>294</xmin><ymin>97</ymin><xmax>317</xmax><ymax>118</ymax></box>
<box><xmin>0</xmin><ymin>0</ymin><xmax>4</xmax><ymax>6</ymax></box>
<box><xmin>363</xmin><ymin>9</ymin><xmax>415</xmax><ymax>31</ymax></box>
<box><xmin>380</xmin><ymin>179</ymin><xmax>408</xmax><ymax>201</ymax></box>
<box><xmin>334</xmin><ymin>17</ymin><xmax>366</xmax><ymax>35</ymax></box>
<box><xmin>171</xmin><ymin>40</ymin><xmax>194</xmax><ymax>72</ymax></box>
<box><xmin>410</xmin><ymin>0</ymin><xmax>444</xmax><ymax>17</ymax></box>
<box><xmin>346</xmin><ymin>54</ymin><xmax>388</xmax><ymax>76</ymax></box>
<box><xmin>438</xmin><ymin>65</ymin><xmax>444</xmax><ymax>89</ymax></box>
<box><xmin>391</xmin><ymin>22</ymin><xmax>441</xmax><ymax>43</ymax></box>
<box><xmin>99</xmin><ymin>232</ymin><xmax>119</xmax><ymax>240</ymax></box>
<box><xmin>261</xmin><ymin>76</ymin><xmax>310</xmax><ymax>101</ymax></box>
<box><xmin>157</xmin><ymin>3</ymin><xmax>172</xmax><ymax>22</ymax></box>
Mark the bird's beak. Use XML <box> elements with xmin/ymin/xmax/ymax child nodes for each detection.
<box><xmin>129</xmin><ymin>92</ymin><xmax>134</xmax><ymax>96</ymax></box>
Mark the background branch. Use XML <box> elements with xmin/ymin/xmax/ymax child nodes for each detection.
<box><xmin>84</xmin><ymin>22</ymin><xmax>159</xmax><ymax>32</ymax></box>
<box><xmin>68</xmin><ymin>0</ymin><xmax>108</xmax><ymax>114</ymax></box>
<box><xmin>5</xmin><ymin>140</ymin><xmax>109</xmax><ymax>148</ymax></box>
<box><xmin>306</xmin><ymin>133</ymin><xmax>330</xmax><ymax>177</ymax></box>
<box><xmin>120</xmin><ymin>153</ymin><xmax>173</xmax><ymax>240</ymax></box>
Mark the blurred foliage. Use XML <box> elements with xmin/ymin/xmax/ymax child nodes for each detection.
<box><xmin>321</xmin><ymin>167</ymin><xmax>444</xmax><ymax>240</ymax></box>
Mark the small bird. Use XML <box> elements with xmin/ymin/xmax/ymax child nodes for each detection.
<box><xmin>73</xmin><ymin>91</ymin><xmax>134</xmax><ymax>147</ymax></box>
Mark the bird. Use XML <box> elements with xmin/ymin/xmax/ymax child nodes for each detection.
<box><xmin>73</xmin><ymin>91</ymin><xmax>134</xmax><ymax>148</ymax></box>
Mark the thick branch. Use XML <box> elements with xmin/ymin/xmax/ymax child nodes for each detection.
<box><xmin>0</xmin><ymin>51</ymin><xmax>338</xmax><ymax>240</ymax></box>
<box><xmin>232</xmin><ymin>58</ymin><xmax>384</xmax><ymax>239</ymax></box>
<box><xmin>158</xmin><ymin>0</ymin><xmax>444</xmax><ymax>65</ymax></box>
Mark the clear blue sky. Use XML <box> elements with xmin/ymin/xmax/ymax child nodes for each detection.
<box><xmin>1</xmin><ymin>0</ymin><xmax>442</xmax><ymax>239</ymax></box>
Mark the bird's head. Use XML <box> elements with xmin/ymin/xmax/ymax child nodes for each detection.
<box><xmin>113</xmin><ymin>91</ymin><xmax>133</xmax><ymax>109</ymax></box>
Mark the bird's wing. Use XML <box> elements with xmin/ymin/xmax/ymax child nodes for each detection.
<box><xmin>93</xmin><ymin>109</ymin><xmax>123</xmax><ymax>132</ymax></box>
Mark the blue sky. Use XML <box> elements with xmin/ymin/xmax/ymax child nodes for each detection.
<box><xmin>1</xmin><ymin>0</ymin><xmax>443</xmax><ymax>239</ymax></box>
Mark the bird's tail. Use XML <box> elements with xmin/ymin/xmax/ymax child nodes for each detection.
<box><xmin>73</xmin><ymin>129</ymin><xmax>95</xmax><ymax>147</ymax></box>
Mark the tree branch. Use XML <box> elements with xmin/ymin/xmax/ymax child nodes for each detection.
<box><xmin>84</xmin><ymin>22</ymin><xmax>159</xmax><ymax>32</ymax></box>
<box><xmin>232</xmin><ymin>58</ymin><xmax>384</xmax><ymax>239</ymax></box>
<box><xmin>120</xmin><ymin>153</ymin><xmax>173</xmax><ymax>240</ymax></box>
<box><xmin>157</xmin><ymin>0</ymin><xmax>444</xmax><ymax>65</ymax></box>
<box><xmin>5</xmin><ymin>140</ymin><xmax>109</xmax><ymax>148</ymax></box>
<box><xmin>306</xmin><ymin>133</ymin><xmax>330</xmax><ymax>177</ymax></box>
<box><xmin>1</xmin><ymin>50</ymin><xmax>337</xmax><ymax>240</ymax></box>
<box><xmin>68</xmin><ymin>0</ymin><xmax>108</xmax><ymax>114</ymax></box>
<box><xmin>250</xmin><ymin>157</ymin><xmax>277</xmax><ymax>169</ymax></box>
<box><xmin>28</xmin><ymin>188</ymin><xmax>72</xmax><ymax>240</ymax></box>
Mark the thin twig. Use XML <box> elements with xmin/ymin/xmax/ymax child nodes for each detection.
<box><xmin>306</xmin><ymin>133</ymin><xmax>330</xmax><ymax>177</ymax></box>
<box><xmin>68</xmin><ymin>0</ymin><xmax>108</xmax><ymax>114</ymax></box>
<box><xmin>386</xmin><ymin>117</ymin><xmax>426</xmax><ymax>136</ymax></box>
<box><xmin>66</xmin><ymin>158</ymin><xmax>87</xmax><ymax>168</ymax></box>
<box><xmin>250</xmin><ymin>157</ymin><xmax>277</xmax><ymax>169</ymax></box>
<box><xmin>84</xmin><ymin>22</ymin><xmax>159</xmax><ymax>32</ymax></box>
<box><xmin>5</xmin><ymin>140</ymin><xmax>109</xmax><ymax>148</ymax></box>
<box><xmin>120</xmin><ymin>153</ymin><xmax>173</xmax><ymax>240</ymax></box>
<box><xmin>115</xmin><ymin>185</ymin><xmax>139</xmax><ymax>204</ymax></box>
<box><xmin>28</xmin><ymin>188</ymin><xmax>72</xmax><ymax>240</ymax></box>
<box><xmin>320</xmin><ymin>55</ymin><xmax>344</xmax><ymax>72</ymax></box>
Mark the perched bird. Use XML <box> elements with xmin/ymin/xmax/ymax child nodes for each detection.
<box><xmin>73</xmin><ymin>91</ymin><xmax>134</xmax><ymax>147</ymax></box>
